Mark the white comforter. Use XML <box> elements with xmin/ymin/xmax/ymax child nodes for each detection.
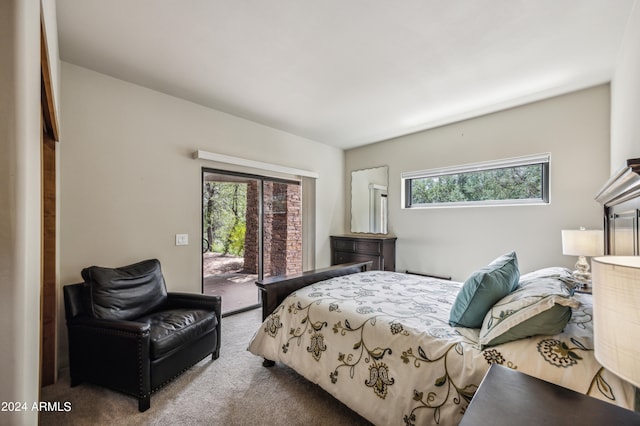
<box><xmin>248</xmin><ymin>271</ymin><xmax>634</xmax><ymax>425</ymax></box>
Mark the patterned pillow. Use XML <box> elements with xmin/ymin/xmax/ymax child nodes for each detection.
<box><xmin>449</xmin><ymin>251</ymin><xmax>520</xmax><ymax>328</ymax></box>
<box><xmin>478</xmin><ymin>270</ymin><xmax>580</xmax><ymax>348</ymax></box>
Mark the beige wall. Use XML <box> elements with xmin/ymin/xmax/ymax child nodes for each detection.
<box><xmin>346</xmin><ymin>86</ymin><xmax>611</xmax><ymax>281</ymax></box>
<box><xmin>0</xmin><ymin>0</ymin><xmax>43</xmax><ymax>424</ymax></box>
<box><xmin>59</xmin><ymin>62</ymin><xmax>344</xmax><ymax>291</ymax></box>
<box><xmin>611</xmin><ymin>1</ymin><xmax>640</xmax><ymax>171</ymax></box>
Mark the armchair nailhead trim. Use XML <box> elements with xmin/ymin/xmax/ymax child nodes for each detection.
<box><xmin>138</xmin><ymin>334</ymin><xmax>146</xmax><ymax>399</ymax></box>
<box><xmin>150</xmin><ymin>349</ymin><xmax>216</xmax><ymax>393</ymax></box>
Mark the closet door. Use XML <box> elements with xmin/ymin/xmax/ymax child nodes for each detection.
<box><xmin>41</xmin><ymin>14</ymin><xmax>60</xmax><ymax>386</ymax></box>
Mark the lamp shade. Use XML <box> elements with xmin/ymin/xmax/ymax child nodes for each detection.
<box><xmin>592</xmin><ymin>256</ymin><xmax>640</xmax><ymax>388</ymax></box>
<box><xmin>561</xmin><ymin>229</ymin><xmax>604</xmax><ymax>256</ymax></box>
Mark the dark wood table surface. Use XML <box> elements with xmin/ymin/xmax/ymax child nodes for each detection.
<box><xmin>460</xmin><ymin>364</ymin><xmax>640</xmax><ymax>425</ymax></box>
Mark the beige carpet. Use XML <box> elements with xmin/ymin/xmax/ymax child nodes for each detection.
<box><xmin>40</xmin><ymin>308</ymin><xmax>372</xmax><ymax>426</ymax></box>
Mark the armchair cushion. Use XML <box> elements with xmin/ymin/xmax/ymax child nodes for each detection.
<box><xmin>138</xmin><ymin>308</ymin><xmax>218</xmax><ymax>359</ymax></box>
<box><xmin>81</xmin><ymin>259</ymin><xmax>167</xmax><ymax>321</ymax></box>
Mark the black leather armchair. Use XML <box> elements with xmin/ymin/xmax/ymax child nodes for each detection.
<box><xmin>63</xmin><ymin>259</ymin><xmax>221</xmax><ymax>411</ymax></box>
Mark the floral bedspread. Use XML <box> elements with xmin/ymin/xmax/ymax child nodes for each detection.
<box><xmin>247</xmin><ymin>271</ymin><xmax>635</xmax><ymax>425</ymax></box>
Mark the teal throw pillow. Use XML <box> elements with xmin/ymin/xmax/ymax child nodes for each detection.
<box><xmin>449</xmin><ymin>251</ymin><xmax>520</xmax><ymax>328</ymax></box>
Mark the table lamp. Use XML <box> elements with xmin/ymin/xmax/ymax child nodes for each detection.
<box><xmin>561</xmin><ymin>227</ymin><xmax>604</xmax><ymax>287</ymax></box>
<box><xmin>591</xmin><ymin>256</ymin><xmax>640</xmax><ymax>412</ymax></box>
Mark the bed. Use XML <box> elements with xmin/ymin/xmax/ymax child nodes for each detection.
<box><xmin>247</xmin><ymin>159</ymin><xmax>640</xmax><ymax>425</ymax></box>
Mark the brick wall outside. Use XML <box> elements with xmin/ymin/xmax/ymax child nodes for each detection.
<box><xmin>244</xmin><ymin>181</ymin><xmax>259</xmax><ymax>274</ymax></box>
<box><xmin>243</xmin><ymin>181</ymin><xmax>302</xmax><ymax>276</ymax></box>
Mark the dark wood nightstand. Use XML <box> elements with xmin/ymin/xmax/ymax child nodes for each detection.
<box><xmin>460</xmin><ymin>364</ymin><xmax>640</xmax><ymax>426</ymax></box>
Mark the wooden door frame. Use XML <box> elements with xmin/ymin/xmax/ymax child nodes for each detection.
<box><xmin>40</xmin><ymin>11</ymin><xmax>59</xmax><ymax>386</ymax></box>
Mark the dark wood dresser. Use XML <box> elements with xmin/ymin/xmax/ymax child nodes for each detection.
<box><xmin>330</xmin><ymin>235</ymin><xmax>396</xmax><ymax>271</ymax></box>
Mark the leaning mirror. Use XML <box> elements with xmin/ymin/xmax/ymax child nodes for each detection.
<box><xmin>350</xmin><ymin>166</ymin><xmax>388</xmax><ymax>234</ymax></box>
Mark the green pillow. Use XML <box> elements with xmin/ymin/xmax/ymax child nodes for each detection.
<box><xmin>449</xmin><ymin>251</ymin><xmax>520</xmax><ymax>328</ymax></box>
<box><xmin>478</xmin><ymin>273</ymin><xmax>580</xmax><ymax>347</ymax></box>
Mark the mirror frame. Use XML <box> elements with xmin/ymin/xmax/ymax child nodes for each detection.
<box><xmin>350</xmin><ymin>166</ymin><xmax>389</xmax><ymax>234</ymax></box>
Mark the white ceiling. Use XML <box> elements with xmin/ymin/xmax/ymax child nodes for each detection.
<box><xmin>56</xmin><ymin>0</ymin><xmax>636</xmax><ymax>150</ymax></box>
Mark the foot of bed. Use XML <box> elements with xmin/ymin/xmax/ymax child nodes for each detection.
<box><xmin>263</xmin><ymin>359</ymin><xmax>275</xmax><ymax>367</ymax></box>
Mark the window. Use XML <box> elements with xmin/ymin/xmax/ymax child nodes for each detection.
<box><xmin>402</xmin><ymin>153</ymin><xmax>550</xmax><ymax>208</ymax></box>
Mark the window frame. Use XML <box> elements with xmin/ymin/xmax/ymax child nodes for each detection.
<box><xmin>401</xmin><ymin>153</ymin><xmax>550</xmax><ymax>209</ymax></box>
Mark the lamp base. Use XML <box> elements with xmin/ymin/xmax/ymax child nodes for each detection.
<box><xmin>572</xmin><ymin>256</ymin><xmax>592</xmax><ymax>288</ymax></box>
<box><xmin>572</xmin><ymin>271</ymin><xmax>592</xmax><ymax>288</ymax></box>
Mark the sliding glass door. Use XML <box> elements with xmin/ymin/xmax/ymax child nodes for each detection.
<box><xmin>202</xmin><ymin>169</ymin><xmax>302</xmax><ymax>315</ymax></box>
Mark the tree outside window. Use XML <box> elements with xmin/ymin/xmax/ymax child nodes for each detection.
<box><xmin>403</xmin><ymin>154</ymin><xmax>550</xmax><ymax>208</ymax></box>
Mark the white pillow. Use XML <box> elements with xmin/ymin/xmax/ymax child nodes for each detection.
<box><xmin>478</xmin><ymin>271</ymin><xmax>580</xmax><ymax>348</ymax></box>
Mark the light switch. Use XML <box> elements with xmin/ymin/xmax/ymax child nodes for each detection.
<box><xmin>175</xmin><ymin>234</ymin><xmax>189</xmax><ymax>246</ymax></box>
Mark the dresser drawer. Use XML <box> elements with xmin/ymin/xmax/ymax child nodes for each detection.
<box><xmin>334</xmin><ymin>252</ymin><xmax>381</xmax><ymax>270</ymax></box>
<box><xmin>332</xmin><ymin>238</ymin><xmax>382</xmax><ymax>255</ymax></box>
<box><xmin>355</xmin><ymin>240</ymin><xmax>382</xmax><ymax>255</ymax></box>
<box><xmin>333</xmin><ymin>238</ymin><xmax>356</xmax><ymax>252</ymax></box>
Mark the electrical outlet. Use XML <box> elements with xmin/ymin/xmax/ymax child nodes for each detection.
<box><xmin>175</xmin><ymin>234</ymin><xmax>189</xmax><ymax>246</ymax></box>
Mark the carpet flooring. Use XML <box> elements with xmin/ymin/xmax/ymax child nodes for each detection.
<box><xmin>40</xmin><ymin>308</ymin><xmax>372</xmax><ymax>426</ymax></box>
